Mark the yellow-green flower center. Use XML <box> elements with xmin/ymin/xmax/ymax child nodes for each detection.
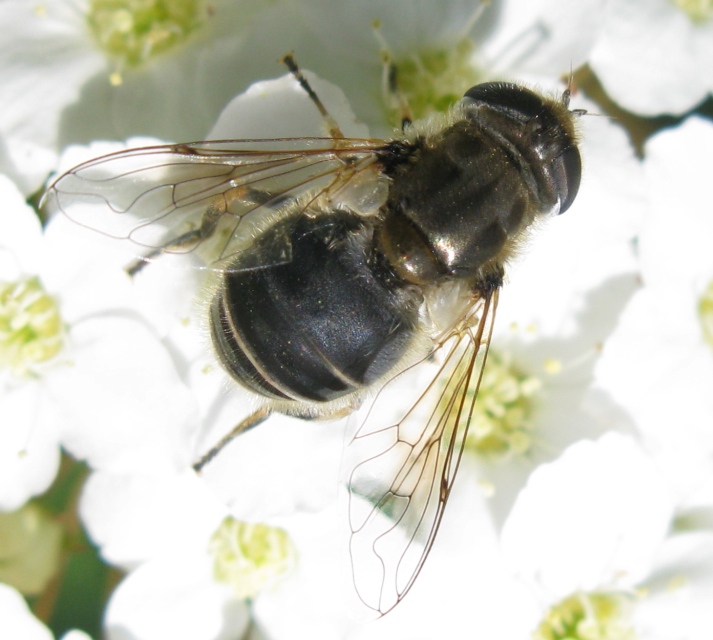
<box><xmin>535</xmin><ymin>592</ymin><xmax>638</xmax><ymax>640</ymax></box>
<box><xmin>463</xmin><ymin>349</ymin><xmax>541</xmax><ymax>459</ymax></box>
<box><xmin>671</xmin><ymin>0</ymin><xmax>713</xmax><ymax>23</ymax></box>
<box><xmin>698</xmin><ymin>279</ymin><xmax>713</xmax><ymax>350</ymax></box>
<box><xmin>0</xmin><ymin>277</ymin><xmax>64</xmax><ymax>377</ymax></box>
<box><xmin>209</xmin><ymin>517</ymin><xmax>297</xmax><ymax>599</ymax></box>
<box><xmin>387</xmin><ymin>37</ymin><xmax>483</xmax><ymax>123</ymax></box>
<box><xmin>87</xmin><ymin>0</ymin><xmax>208</xmax><ymax>72</ymax></box>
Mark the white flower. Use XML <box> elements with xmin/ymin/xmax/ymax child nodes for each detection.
<box><xmin>80</xmin><ymin>467</ymin><xmax>354</xmax><ymax>640</ymax></box>
<box><xmin>0</xmin><ymin>582</ymin><xmax>93</xmax><ymax>640</ymax></box>
<box><xmin>288</xmin><ymin>0</ymin><xmax>608</xmax><ymax>133</ymax></box>
<box><xmin>0</xmin><ymin>179</ymin><xmax>60</xmax><ymax>508</ymax></box>
<box><xmin>79</xmin><ymin>469</ymin><xmax>250</xmax><ymax>640</ymax></box>
<box><xmin>589</xmin><ymin>0</ymin><xmax>713</xmax><ymax>116</ymax></box>
<box><xmin>502</xmin><ymin>433</ymin><xmax>713</xmax><ymax>638</ymax></box>
<box><xmin>0</xmin><ymin>0</ymin><xmax>290</xmax><ymax>194</ymax></box>
<box><xmin>503</xmin><ymin>434</ymin><xmax>674</xmax><ymax>598</ymax></box>
<box><xmin>0</xmin><ymin>172</ymin><xmax>199</xmax><ymax>509</ymax></box>
<box><xmin>595</xmin><ymin>116</ymin><xmax>713</xmax><ymax>497</ymax></box>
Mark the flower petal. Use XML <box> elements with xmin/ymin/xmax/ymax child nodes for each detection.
<box><xmin>502</xmin><ymin>433</ymin><xmax>675</xmax><ymax>600</ymax></box>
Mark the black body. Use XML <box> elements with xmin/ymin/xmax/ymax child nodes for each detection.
<box><xmin>210</xmin><ymin>83</ymin><xmax>581</xmax><ymax>408</ymax></box>
<box><xmin>211</xmin><ymin>211</ymin><xmax>421</xmax><ymax>403</ymax></box>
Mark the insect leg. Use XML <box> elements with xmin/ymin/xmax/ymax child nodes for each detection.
<box><xmin>281</xmin><ymin>53</ymin><xmax>346</xmax><ymax>139</ymax></box>
<box><xmin>126</xmin><ymin>185</ymin><xmax>294</xmax><ymax>277</ymax></box>
<box><xmin>125</xmin><ymin>202</ymin><xmax>224</xmax><ymax>276</ymax></box>
<box><xmin>193</xmin><ymin>406</ymin><xmax>273</xmax><ymax>472</ymax></box>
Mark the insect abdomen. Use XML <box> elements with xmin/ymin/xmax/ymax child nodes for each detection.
<box><xmin>210</xmin><ymin>210</ymin><xmax>420</xmax><ymax>406</ymax></box>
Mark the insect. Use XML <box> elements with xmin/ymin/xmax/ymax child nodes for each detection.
<box><xmin>44</xmin><ymin>55</ymin><xmax>582</xmax><ymax>615</ymax></box>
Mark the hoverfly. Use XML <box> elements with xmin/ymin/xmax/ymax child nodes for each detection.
<box><xmin>43</xmin><ymin>55</ymin><xmax>582</xmax><ymax>615</ymax></box>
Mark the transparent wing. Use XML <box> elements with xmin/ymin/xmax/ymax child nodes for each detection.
<box><xmin>43</xmin><ymin>138</ymin><xmax>387</xmax><ymax>271</ymax></box>
<box><xmin>347</xmin><ymin>288</ymin><xmax>499</xmax><ymax>615</ymax></box>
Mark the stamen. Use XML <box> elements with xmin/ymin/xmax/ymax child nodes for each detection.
<box><xmin>534</xmin><ymin>592</ymin><xmax>638</xmax><ymax>640</ymax></box>
<box><xmin>0</xmin><ymin>277</ymin><xmax>65</xmax><ymax>377</ymax></box>
<box><xmin>86</xmin><ymin>0</ymin><xmax>209</xmax><ymax>71</ymax></box>
<box><xmin>209</xmin><ymin>517</ymin><xmax>297</xmax><ymax>599</ymax></box>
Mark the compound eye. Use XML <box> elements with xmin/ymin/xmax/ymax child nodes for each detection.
<box><xmin>463</xmin><ymin>82</ymin><xmax>544</xmax><ymax>119</ymax></box>
<box><xmin>552</xmin><ymin>145</ymin><xmax>581</xmax><ymax>214</ymax></box>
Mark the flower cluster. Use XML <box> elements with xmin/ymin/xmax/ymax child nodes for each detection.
<box><xmin>1</xmin><ymin>1</ymin><xmax>712</xmax><ymax>639</ymax></box>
